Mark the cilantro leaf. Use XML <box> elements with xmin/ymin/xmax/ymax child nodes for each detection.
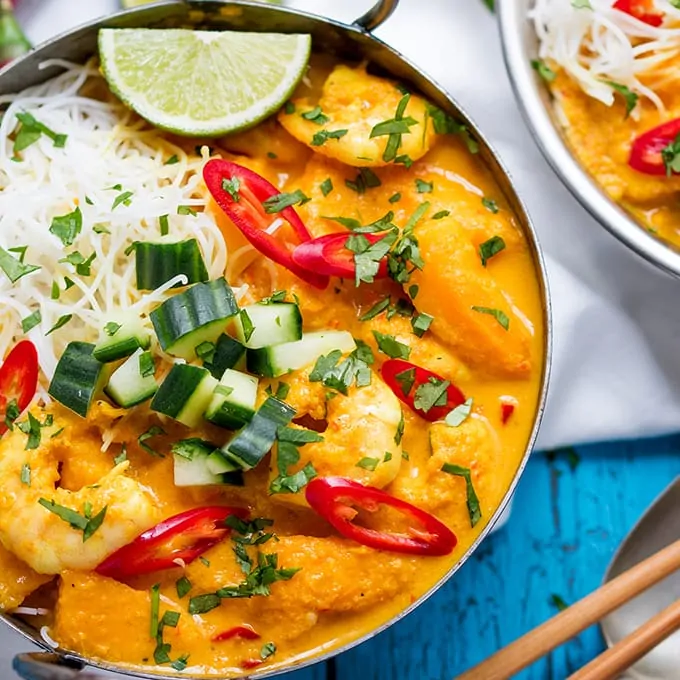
<box><xmin>0</xmin><ymin>247</ymin><xmax>40</xmax><ymax>283</ymax></box>
<box><xmin>372</xmin><ymin>331</ymin><xmax>411</xmax><ymax>359</ymax></box>
<box><xmin>49</xmin><ymin>207</ymin><xmax>82</xmax><ymax>246</ymax></box>
<box><xmin>441</xmin><ymin>462</ymin><xmax>482</xmax><ymax>526</ymax></box>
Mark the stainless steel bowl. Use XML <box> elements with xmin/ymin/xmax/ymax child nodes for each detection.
<box><xmin>2</xmin><ymin>1</ymin><xmax>552</xmax><ymax>677</ymax></box>
<box><xmin>498</xmin><ymin>0</ymin><xmax>680</xmax><ymax>279</ymax></box>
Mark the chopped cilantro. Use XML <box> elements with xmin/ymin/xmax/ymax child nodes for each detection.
<box><xmin>240</xmin><ymin>309</ymin><xmax>255</xmax><ymax>342</ymax></box>
<box><xmin>261</xmin><ymin>642</ymin><xmax>276</xmax><ymax>660</ymax></box>
<box><xmin>50</xmin><ymin>281</ymin><xmax>60</xmax><ymax>300</ymax></box>
<box><xmin>309</xmin><ymin>341</ymin><xmax>374</xmax><ymax>395</ymax></box>
<box><xmin>111</xmin><ymin>190</ymin><xmax>133</xmax><ymax>210</ymax></box>
<box><xmin>311</xmin><ymin>128</ymin><xmax>348</xmax><ymax>146</ymax></box>
<box><xmin>408</xmin><ymin>284</ymin><xmax>419</xmax><ymax>299</ymax></box>
<box><xmin>441</xmin><ymin>462</ymin><xmax>481</xmax><ymax>527</ymax></box>
<box><xmin>177</xmin><ymin>205</ymin><xmax>197</xmax><ymax>216</ymax></box>
<box><xmin>432</xmin><ymin>210</ymin><xmax>450</xmax><ymax>219</ymax></box>
<box><xmin>444</xmin><ymin>398</ymin><xmax>473</xmax><ymax>427</ymax></box>
<box><xmin>59</xmin><ymin>250</ymin><xmax>96</xmax><ymax>276</ymax></box>
<box><xmin>3</xmin><ymin>399</ymin><xmax>20</xmax><ymax>431</ymax></box>
<box><xmin>394</xmin><ymin>367</ymin><xmax>416</xmax><ymax>396</ymax></box>
<box><xmin>263</xmin><ymin>189</ymin><xmax>310</xmax><ymax>213</ymax></box>
<box><xmin>356</xmin><ymin>457</ymin><xmax>379</xmax><ymax>471</ymax></box>
<box><xmin>222</xmin><ymin>176</ymin><xmax>241</xmax><ymax>201</ymax></box>
<box><xmin>0</xmin><ymin>246</ymin><xmax>40</xmax><ymax>283</ymax></box>
<box><xmin>413</xmin><ymin>377</ymin><xmax>450</xmax><ymax>413</ymax></box>
<box><xmin>531</xmin><ymin>59</ymin><xmax>556</xmax><ymax>82</ymax></box>
<box><xmin>346</xmin><ymin>230</ymin><xmax>398</xmax><ymax>286</ymax></box>
<box><xmin>426</xmin><ymin>103</ymin><xmax>479</xmax><ymax>153</ymax></box>
<box><xmin>370</xmin><ymin>94</ymin><xmax>418</xmax><ymax>162</ymax></box>
<box><xmin>138</xmin><ymin>426</ymin><xmax>166</xmax><ymax>457</ymax></box>
<box><xmin>159</xmin><ymin>214</ymin><xmax>169</xmax><ymax>236</ymax></box>
<box><xmin>383</xmin><ymin>451</ymin><xmax>393</xmax><ymax>462</ymax></box>
<box><xmin>301</xmin><ymin>106</ymin><xmax>329</xmax><ymax>125</ymax></box>
<box><xmin>45</xmin><ymin>313</ymin><xmax>73</xmax><ymax>336</ymax></box>
<box><xmin>49</xmin><ymin>207</ymin><xmax>82</xmax><ymax>246</ymax></box>
<box><xmin>395</xmin><ymin>411</ymin><xmax>405</xmax><ymax>445</ymax></box>
<box><xmin>261</xmin><ymin>290</ymin><xmax>288</xmax><ymax>304</ymax></box>
<box><xmin>372</xmin><ymin>331</ymin><xmax>411</xmax><ymax>359</ymax></box>
<box><xmin>176</xmin><ymin>576</ymin><xmax>192</xmax><ymax>599</ymax></box>
<box><xmin>471</xmin><ymin>306</ymin><xmax>510</xmax><ymax>330</ymax></box>
<box><xmin>479</xmin><ymin>235</ymin><xmax>506</xmax><ymax>266</ymax></box>
<box><xmin>320</xmin><ymin>177</ymin><xmax>333</xmax><ymax>196</ymax></box>
<box><xmin>389</xmin><ymin>192</ymin><xmax>402</xmax><ymax>203</ymax></box>
<box><xmin>165</xmin><ymin>154</ymin><xmax>179</xmax><ymax>165</ymax></box>
<box><xmin>139</xmin><ymin>352</ymin><xmax>155</xmax><ymax>378</ymax></box>
<box><xmin>571</xmin><ymin>0</ymin><xmax>592</xmax><ymax>8</ymax></box>
<box><xmin>38</xmin><ymin>498</ymin><xmax>108</xmax><ymax>540</ymax></box>
<box><xmin>104</xmin><ymin>321</ymin><xmax>121</xmax><ymax>336</ymax></box>
<box><xmin>113</xmin><ymin>445</ymin><xmax>127</xmax><ymax>466</ymax></box>
<box><xmin>411</xmin><ymin>312</ymin><xmax>434</xmax><ymax>337</ymax></box>
<box><xmin>482</xmin><ymin>197</ymin><xmax>499</xmax><ymax>214</ymax></box>
<box><xmin>284</xmin><ymin>101</ymin><xmax>296</xmax><ymax>114</ymax></box>
<box><xmin>359</xmin><ymin>296</ymin><xmax>391</xmax><ymax>321</ymax></box>
<box><xmin>415</xmin><ymin>179</ymin><xmax>433</xmax><ymax>193</ymax></box>
<box><xmin>661</xmin><ymin>133</ymin><xmax>680</xmax><ymax>176</ymax></box>
<box><xmin>21</xmin><ymin>463</ymin><xmax>30</xmax><ymax>486</ymax></box>
<box><xmin>14</xmin><ymin>111</ymin><xmax>67</xmax><ymax>154</ymax></box>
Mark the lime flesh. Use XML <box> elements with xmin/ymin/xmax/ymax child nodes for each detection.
<box><xmin>98</xmin><ymin>28</ymin><xmax>310</xmax><ymax>136</ymax></box>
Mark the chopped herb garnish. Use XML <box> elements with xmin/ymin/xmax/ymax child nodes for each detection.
<box><xmin>415</xmin><ymin>179</ymin><xmax>433</xmax><ymax>193</ymax></box>
<box><xmin>38</xmin><ymin>498</ymin><xmax>108</xmax><ymax>540</ymax></box>
<box><xmin>370</xmin><ymin>94</ymin><xmax>418</xmax><ymax>162</ymax></box>
<box><xmin>139</xmin><ymin>352</ymin><xmax>155</xmax><ymax>378</ymax></box>
<box><xmin>356</xmin><ymin>457</ymin><xmax>379</xmax><ymax>471</ymax></box>
<box><xmin>551</xmin><ymin>593</ymin><xmax>569</xmax><ymax>611</ymax></box>
<box><xmin>479</xmin><ymin>235</ymin><xmax>506</xmax><ymax>266</ymax></box>
<box><xmin>222</xmin><ymin>176</ymin><xmax>241</xmax><ymax>201</ymax></box>
<box><xmin>113</xmin><ymin>445</ymin><xmax>127</xmax><ymax>466</ymax></box>
<box><xmin>571</xmin><ymin>0</ymin><xmax>592</xmax><ymax>8</ymax></box>
<box><xmin>309</xmin><ymin>341</ymin><xmax>374</xmax><ymax>395</ymax></box>
<box><xmin>8</xmin><ymin>245</ymin><xmax>27</xmax><ymax>262</ymax></box>
<box><xmin>395</xmin><ymin>411</ymin><xmax>405</xmax><ymax>445</ymax></box>
<box><xmin>177</xmin><ymin>205</ymin><xmax>197</xmax><ymax>216</ymax></box>
<box><xmin>284</xmin><ymin>101</ymin><xmax>296</xmax><ymax>114</ymax></box>
<box><xmin>345</xmin><ymin>168</ymin><xmax>382</xmax><ymax>194</ymax></box>
<box><xmin>83</xmin><ymin>506</ymin><xmax>107</xmax><ymax>541</ymax></box>
<box><xmin>402</xmin><ymin>451</ymin><xmax>410</xmax><ymax>460</ymax></box>
<box><xmin>165</xmin><ymin>154</ymin><xmax>179</xmax><ymax>165</ymax></box>
<box><xmin>426</xmin><ymin>104</ymin><xmax>479</xmax><ymax>153</ymax></box>
<box><xmin>311</xmin><ymin>128</ymin><xmax>348</xmax><ymax>146</ymax></box>
<box><xmin>45</xmin><ymin>314</ymin><xmax>73</xmax><ymax>336</ymax></box>
<box><xmin>531</xmin><ymin>59</ymin><xmax>556</xmax><ymax>82</ymax></box>
<box><xmin>320</xmin><ymin>177</ymin><xmax>333</xmax><ymax>197</ymax></box>
<box><xmin>150</xmin><ymin>583</ymin><xmax>161</xmax><ymax>638</ymax></box>
<box><xmin>661</xmin><ymin>133</ymin><xmax>680</xmax><ymax>176</ymax></box>
<box><xmin>263</xmin><ymin>189</ymin><xmax>310</xmax><ymax>213</ymax></box>
<box><xmin>444</xmin><ymin>398</ymin><xmax>473</xmax><ymax>427</ymax></box>
<box><xmin>159</xmin><ymin>214</ymin><xmax>169</xmax><ymax>236</ymax></box>
<box><xmin>372</xmin><ymin>331</ymin><xmax>411</xmax><ymax>359</ymax></box>
<box><xmin>199</xmin><ymin>556</ymin><xmax>210</xmax><ymax>567</ymax></box>
<box><xmin>261</xmin><ymin>290</ymin><xmax>288</xmax><ymax>304</ymax></box>
<box><xmin>50</xmin><ymin>281</ymin><xmax>60</xmax><ymax>300</ymax></box>
<box><xmin>85</xmin><ymin>196</ymin><xmax>93</xmax><ymax>205</ymax></box>
<box><xmin>359</xmin><ymin>296</ymin><xmax>391</xmax><ymax>321</ymax></box>
<box><xmin>64</xmin><ymin>276</ymin><xmax>75</xmax><ymax>290</ymax></box>
<box><xmin>21</xmin><ymin>463</ymin><xmax>30</xmax><ymax>486</ymax></box>
<box><xmin>0</xmin><ymin>246</ymin><xmax>40</xmax><ymax>283</ymax></box>
<box><xmin>432</xmin><ymin>210</ymin><xmax>450</xmax><ymax>220</ymax></box>
<box><xmin>240</xmin><ymin>309</ymin><xmax>255</xmax><ymax>342</ymax></box>
<box><xmin>3</xmin><ymin>399</ymin><xmax>20</xmax><ymax>431</ymax></box>
<box><xmin>411</xmin><ymin>312</ymin><xmax>434</xmax><ymax>337</ymax></box>
<box><xmin>171</xmin><ymin>655</ymin><xmax>190</xmax><ymax>672</ymax></box>
<box><xmin>441</xmin><ymin>462</ymin><xmax>481</xmax><ymax>526</ymax></box>
<box><xmin>21</xmin><ymin>310</ymin><xmax>41</xmax><ymax>333</ymax></box>
<box><xmin>383</xmin><ymin>451</ymin><xmax>393</xmax><ymax>462</ymax></box>
<box><xmin>408</xmin><ymin>284</ymin><xmax>419</xmax><ymax>299</ymax></box>
<box><xmin>14</xmin><ymin>111</ymin><xmax>67</xmax><ymax>153</ymax></box>
<box><xmin>138</xmin><ymin>426</ymin><xmax>166</xmax><ymax>457</ymax></box>
<box><xmin>386</xmin><ymin>203</ymin><xmax>428</xmax><ymax>285</ymax></box>
<box><xmin>413</xmin><ymin>377</ymin><xmax>450</xmax><ymax>413</ymax></box>
<box><xmin>270</xmin><ymin>427</ymin><xmax>321</xmax><ymax>495</ymax></box>
<box><xmin>49</xmin><ymin>207</ymin><xmax>82</xmax><ymax>247</ymax></box>
<box><xmin>482</xmin><ymin>197</ymin><xmax>499</xmax><ymax>214</ymax></box>
<box><xmin>389</xmin><ymin>192</ymin><xmax>402</xmax><ymax>203</ymax></box>
<box><xmin>394</xmin><ymin>367</ymin><xmax>416</xmax><ymax>396</ymax></box>
<box><xmin>471</xmin><ymin>306</ymin><xmax>510</xmax><ymax>330</ymax></box>
<box><xmin>59</xmin><ymin>250</ymin><xmax>96</xmax><ymax>276</ymax></box>
<box><xmin>104</xmin><ymin>321</ymin><xmax>121</xmax><ymax>337</ymax></box>
<box><xmin>187</xmin><ymin>596</ymin><xmax>221</xmax><ymax>615</ymax></box>
<box><xmin>267</xmin><ymin>151</ymin><xmax>277</xmax><ymax>159</ymax></box>
<box><xmin>275</xmin><ymin>382</ymin><xmax>290</xmax><ymax>400</ymax></box>
<box><xmin>347</xmin><ymin>229</ymin><xmax>398</xmax><ymax>286</ymax></box>
<box><xmin>111</xmin><ymin>191</ymin><xmax>133</xmax><ymax>210</ymax></box>
<box><xmin>261</xmin><ymin>642</ymin><xmax>276</xmax><ymax>660</ymax></box>
<box><xmin>301</xmin><ymin>106</ymin><xmax>329</xmax><ymax>125</ymax></box>
<box><xmin>176</xmin><ymin>576</ymin><xmax>192</xmax><ymax>599</ymax></box>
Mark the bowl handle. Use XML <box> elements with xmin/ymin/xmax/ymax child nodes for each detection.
<box><xmin>353</xmin><ymin>0</ymin><xmax>400</xmax><ymax>32</ymax></box>
<box><xmin>12</xmin><ymin>653</ymin><xmax>99</xmax><ymax>680</ymax></box>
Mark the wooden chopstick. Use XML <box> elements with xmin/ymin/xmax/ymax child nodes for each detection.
<box><xmin>567</xmin><ymin>598</ymin><xmax>680</xmax><ymax>680</ymax></box>
<box><xmin>456</xmin><ymin>538</ymin><xmax>680</xmax><ymax>680</ymax></box>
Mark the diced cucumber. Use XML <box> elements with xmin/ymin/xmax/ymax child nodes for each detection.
<box><xmin>247</xmin><ymin>330</ymin><xmax>356</xmax><ymax>378</ymax></box>
<box><xmin>135</xmin><ymin>239</ymin><xmax>209</xmax><ymax>291</ymax></box>
<box><xmin>220</xmin><ymin>396</ymin><xmax>295</xmax><ymax>470</ymax></box>
<box><xmin>233</xmin><ymin>302</ymin><xmax>302</xmax><ymax>349</ymax></box>
<box><xmin>204</xmin><ymin>333</ymin><xmax>246</xmax><ymax>379</ymax></box>
<box><xmin>172</xmin><ymin>438</ymin><xmax>243</xmax><ymax>487</ymax></box>
<box><xmin>93</xmin><ymin>314</ymin><xmax>151</xmax><ymax>363</ymax></box>
<box><xmin>206</xmin><ymin>449</ymin><xmax>240</xmax><ymax>475</ymax></box>
<box><xmin>150</xmin><ymin>363</ymin><xmax>217</xmax><ymax>428</ymax></box>
<box><xmin>150</xmin><ymin>279</ymin><xmax>239</xmax><ymax>360</ymax></box>
<box><xmin>48</xmin><ymin>342</ymin><xmax>108</xmax><ymax>418</ymax></box>
<box><xmin>205</xmin><ymin>369</ymin><xmax>258</xmax><ymax>429</ymax></box>
<box><xmin>104</xmin><ymin>348</ymin><xmax>158</xmax><ymax>408</ymax></box>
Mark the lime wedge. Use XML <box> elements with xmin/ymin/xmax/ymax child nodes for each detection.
<box><xmin>98</xmin><ymin>28</ymin><xmax>310</xmax><ymax>136</ymax></box>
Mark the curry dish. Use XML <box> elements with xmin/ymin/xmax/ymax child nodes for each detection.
<box><xmin>0</xmin><ymin>32</ymin><xmax>544</xmax><ymax>676</ymax></box>
<box><xmin>532</xmin><ymin>0</ymin><xmax>680</xmax><ymax>247</ymax></box>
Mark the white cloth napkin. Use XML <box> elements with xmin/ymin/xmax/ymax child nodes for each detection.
<box><xmin>17</xmin><ymin>0</ymin><xmax>680</xmax><ymax>452</ymax></box>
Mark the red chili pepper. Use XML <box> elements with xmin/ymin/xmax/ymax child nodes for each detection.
<box><xmin>305</xmin><ymin>477</ymin><xmax>457</xmax><ymax>556</ymax></box>
<box><xmin>291</xmin><ymin>232</ymin><xmax>389</xmax><ymax>279</ymax></box>
<box><xmin>203</xmin><ymin>159</ymin><xmax>328</xmax><ymax>289</ymax></box>
<box><xmin>96</xmin><ymin>506</ymin><xmax>248</xmax><ymax>580</ymax></box>
<box><xmin>212</xmin><ymin>625</ymin><xmax>261</xmax><ymax>642</ymax></box>
<box><xmin>613</xmin><ymin>0</ymin><xmax>664</xmax><ymax>26</ymax></box>
<box><xmin>629</xmin><ymin>118</ymin><xmax>680</xmax><ymax>176</ymax></box>
<box><xmin>501</xmin><ymin>402</ymin><xmax>515</xmax><ymax>425</ymax></box>
<box><xmin>381</xmin><ymin>358</ymin><xmax>465</xmax><ymax>422</ymax></box>
<box><xmin>0</xmin><ymin>340</ymin><xmax>39</xmax><ymax>436</ymax></box>
<box><xmin>241</xmin><ymin>659</ymin><xmax>263</xmax><ymax>670</ymax></box>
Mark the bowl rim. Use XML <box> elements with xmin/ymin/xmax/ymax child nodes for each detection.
<box><xmin>497</xmin><ymin>0</ymin><xmax>680</xmax><ymax>280</ymax></box>
<box><xmin>1</xmin><ymin>2</ymin><xmax>553</xmax><ymax>678</ymax></box>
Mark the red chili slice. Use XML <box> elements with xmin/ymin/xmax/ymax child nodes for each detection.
<box><xmin>241</xmin><ymin>659</ymin><xmax>264</xmax><ymax>670</ymax></box>
<box><xmin>291</xmin><ymin>232</ymin><xmax>389</xmax><ymax>279</ymax></box>
<box><xmin>305</xmin><ymin>477</ymin><xmax>457</xmax><ymax>556</ymax></box>
<box><xmin>203</xmin><ymin>159</ymin><xmax>328</xmax><ymax>289</ymax></box>
<box><xmin>0</xmin><ymin>340</ymin><xmax>39</xmax><ymax>437</ymax></box>
<box><xmin>96</xmin><ymin>506</ymin><xmax>248</xmax><ymax>580</ymax></box>
<box><xmin>381</xmin><ymin>358</ymin><xmax>465</xmax><ymax>422</ymax></box>
<box><xmin>501</xmin><ymin>402</ymin><xmax>515</xmax><ymax>425</ymax></box>
<box><xmin>212</xmin><ymin>625</ymin><xmax>261</xmax><ymax>642</ymax></box>
<box><xmin>629</xmin><ymin>118</ymin><xmax>680</xmax><ymax>176</ymax></box>
<box><xmin>613</xmin><ymin>0</ymin><xmax>664</xmax><ymax>26</ymax></box>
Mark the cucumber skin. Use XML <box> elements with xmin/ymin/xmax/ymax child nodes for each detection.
<box><xmin>150</xmin><ymin>363</ymin><xmax>208</xmax><ymax>419</ymax></box>
<box><xmin>135</xmin><ymin>239</ymin><xmax>209</xmax><ymax>291</ymax></box>
<box><xmin>234</xmin><ymin>302</ymin><xmax>303</xmax><ymax>349</ymax></box>
<box><xmin>222</xmin><ymin>396</ymin><xmax>295</xmax><ymax>470</ymax></box>
<box><xmin>205</xmin><ymin>401</ymin><xmax>255</xmax><ymax>430</ymax></box>
<box><xmin>104</xmin><ymin>349</ymin><xmax>158</xmax><ymax>408</ymax></box>
<box><xmin>204</xmin><ymin>334</ymin><xmax>246</xmax><ymax>379</ymax></box>
<box><xmin>48</xmin><ymin>342</ymin><xmax>107</xmax><ymax>418</ymax></box>
<box><xmin>92</xmin><ymin>316</ymin><xmax>151</xmax><ymax>363</ymax></box>
<box><xmin>150</xmin><ymin>279</ymin><xmax>239</xmax><ymax>358</ymax></box>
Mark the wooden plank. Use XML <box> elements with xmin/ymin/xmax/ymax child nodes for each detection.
<box><xmin>332</xmin><ymin>437</ymin><xmax>680</xmax><ymax>679</ymax></box>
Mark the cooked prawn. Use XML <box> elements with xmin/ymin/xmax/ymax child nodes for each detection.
<box><xmin>267</xmin><ymin>366</ymin><xmax>403</xmax><ymax>506</ymax></box>
<box><xmin>0</xmin><ymin>420</ymin><xmax>160</xmax><ymax>575</ymax></box>
<box><xmin>279</xmin><ymin>64</ymin><xmax>436</xmax><ymax>168</ymax></box>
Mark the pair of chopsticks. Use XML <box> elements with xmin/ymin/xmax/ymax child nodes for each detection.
<box><xmin>457</xmin><ymin>539</ymin><xmax>680</xmax><ymax>680</ymax></box>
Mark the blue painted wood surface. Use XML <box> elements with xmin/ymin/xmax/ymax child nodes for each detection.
<box><xmin>281</xmin><ymin>436</ymin><xmax>680</xmax><ymax>680</ymax></box>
